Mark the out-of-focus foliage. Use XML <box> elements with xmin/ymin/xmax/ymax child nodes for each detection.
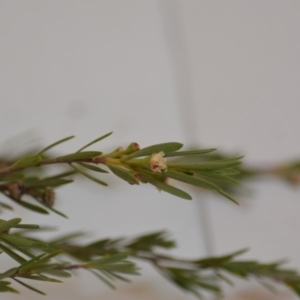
<box><xmin>0</xmin><ymin>133</ymin><xmax>299</xmax><ymax>298</ymax></box>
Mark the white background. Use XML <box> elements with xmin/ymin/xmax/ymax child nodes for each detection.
<box><xmin>0</xmin><ymin>1</ymin><xmax>300</xmax><ymax>299</ymax></box>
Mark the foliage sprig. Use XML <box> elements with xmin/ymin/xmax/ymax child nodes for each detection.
<box><xmin>0</xmin><ymin>133</ymin><xmax>298</xmax><ymax>298</ymax></box>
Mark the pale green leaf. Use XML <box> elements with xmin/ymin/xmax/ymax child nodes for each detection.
<box><xmin>11</xmin><ymin>156</ymin><xmax>41</xmax><ymax>170</ymax></box>
<box><xmin>0</xmin><ymin>218</ymin><xmax>22</xmax><ymax>232</ymax></box>
<box><xmin>77</xmin><ymin>132</ymin><xmax>113</xmax><ymax>152</ymax></box>
<box><xmin>37</xmin><ymin>136</ymin><xmax>75</xmax><ymax>155</ymax></box>
<box><xmin>164</xmin><ymin>148</ymin><xmax>216</xmax><ymax>157</ymax></box>
<box><xmin>124</xmin><ymin>142</ymin><xmax>183</xmax><ymax>160</ymax></box>
<box><xmin>56</xmin><ymin>151</ymin><xmax>102</xmax><ymax>162</ymax></box>
<box><xmin>107</xmin><ymin>164</ymin><xmax>140</xmax><ymax>185</ymax></box>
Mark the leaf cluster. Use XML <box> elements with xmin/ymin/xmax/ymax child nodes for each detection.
<box><xmin>0</xmin><ymin>134</ymin><xmax>242</xmax><ymax>216</ymax></box>
<box><xmin>0</xmin><ymin>133</ymin><xmax>299</xmax><ymax>298</ymax></box>
<box><xmin>3</xmin><ymin>227</ymin><xmax>299</xmax><ymax>299</ymax></box>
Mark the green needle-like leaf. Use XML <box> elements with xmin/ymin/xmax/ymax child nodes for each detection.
<box><xmin>37</xmin><ymin>136</ymin><xmax>75</xmax><ymax>155</ymax></box>
<box><xmin>13</xmin><ymin>224</ymin><xmax>39</xmax><ymax>230</ymax></box>
<box><xmin>56</xmin><ymin>151</ymin><xmax>102</xmax><ymax>162</ymax></box>
<box><xmin>0</xmin><ymin>173</ymin><xmax>26</xmax><ymax>182</ymax></box>
<box><xmin>166</xmin><ymin>170</ymin><xmax>222</xmax><ymax>191</ymax></box>
<box><xmin>90</xmin><ymin>270</ymin><xmax>116</xmax><ymax>289</ymax></box>
<box><xmin>164</xmin><ymin>148</ymin><xmax>217</xmax><ymax>157</ymax></box>
<box><xmin>11</xmin><ymin>156</ymin><xmax>41</xmax><ymax>170</ymax></box>
<box><xmin>2</xmin><ymin>239</ymin><xmax>36</xmax><ymax>259</ymax></box>
<box><xmin>14</xmin><ymin>201</ymin><xmax>49</xmax><ymax>214</ymax></box>
<box><xmin>12</xmin><ymin>278</ymin><xmax>46</xmax><ymax>295</ymax></box>
<box><xmin>0</xmin><ymin>202</ymin><xmax>13</xmax><ymax>211</ymax></box>
<box><xmin>167</xmin><ymin>157</ymin><xmax>243</xmax><ymax>171</ymax></box>
<box><xmin>45</xmin><ymin>170</ymin><xmax>77</xmax><ymax>180</ymax></box>
<box><xmin>0</xmin><ymin>234</ymin><xmax>49</xmax><ymax>249</ymax></box>
<box><xmin>217</xmin><ymin>168</ymin><xmax>240</xmax><ymax>175</ymax></box>
<box><xmin>77</xmin><ymin>162</ymin><xmax>108</xmax><ymax>173</ymax></box>
<box><xmin>217</xmin><ymin>190</ymin><xmax>239</xmax><ymax>205</ymax></box>
<box><xmin>194</xmin><ymin>171</ymin><xmax>239</xmax><ymax>185</ymax></box>
<box><xmin>0</xmin><ymin>243</ymin><xmax>27</xmax><ymax>264</ymax></box>
<box><xmin>107</xmin><ymin>164</ymin><xmax>140</xmax><ymax>185</ymax></box>
<box><xmin>2</xmin><ymin>193</ymin><xmax>49</xmax><ymax>215</ymax></box>
<box><xmin>18</xmin><ymin>252</ymin><xmax>60</xmax><ymax>273</ymax></box>
<box><xmin>17</xmin><ymin>274</ymin><xmax>62</xmax><ymax>283</ymax></box>
<box><xmin>77</xmin><ymin>132</ymin><xmax>113</xmax><ymax>152</ymax></box>
<box><xmin>70</xmin><ymin>164</ymin><xmax>108</xmax><ymax>186</ymax></box>
<box><xmin>124</xmin><ymin>142</ymin><xmax>183</xmax><ymax>160</ymax></box>
<box><xmin>0</xmin><ymin>268</ymin><xmax>19</xmax><ymax>280</ymax></box>
<box><xmin>0</xmin><ymin>280</ymin><xmax>19</xmax><ymax>293</ymax></box>
<box><xmin>139</xmin><ymin>170</ymin><xmax>192</xmax><ymax>200</ymax></box>
<box><xmin>0</xmin><ymin>218</ymin><xmax>22</xmax><ymax>233</ymax></box>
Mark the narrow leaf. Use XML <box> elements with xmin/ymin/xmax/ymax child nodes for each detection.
<box><xmin>77</xmin><ymin>162</ymin><xmax>108</xmax><ymax>173</ymax></box>
<box><xmin>194</xmin><ymin>171</ymin><xmax>239</xmax><ymax>185</ymax></box>
<box><xmin>124</xmin><ymin>142</ymin><xmax>183</xmax><ymax>160</ymax></box>
<box><xmin>217</xmin><ymin>190</ymin><xmax>239</xmax><ymax>205</ymax></box>
<box><xmin>42</xmin><ymin>269</ymin><xmax>71</xmax><ymax>278</ymax></box>
<box><xmin>217</xmin><ymin>168</ymin><xmax>240</xmax><ymax>175</ymax></box>
<box><xmin>90</xmin><ymin>270</ymin><xmax>115</xmax><ymax>289</ymax></box>
<box><xmin>107</xmin><ymin>164</ymin><xmax>140</xmax><ymax>185</ymax></box>
<box><xmin>17</xmin><ymin>274</ymin><xmax>62</xmax><ymax>283</ymax></box>
<box><xmin>37</xmin><ymin>136</ymin><xmax>75</xmax><ymax>155</ymax></box>
<box><xmin>140</xmin><ymin>170</ymin><xmax>192</xmax><ymax>200</ymax></box>
<box><xmin>167</xmin><ymin>157</ymin><xmax>243</xmax><ymax>171</ymax></box>
<box><xmin>2</xmin><ymin>193</ymin><xmax>49</xmax><ymax>215</ymax></box>
<box><xmin>0</xmin><ymin>202</ymin><xmax>13</xmax><ymax>210</ymax></box>
<box><xmin>164</xmin><ymin>148</ymin><xmax>216</xmax><ymax>157</ymax></box>
<box><xmin>0</xmin><ymin>173</ymin><xmax>26</xmax><ymax>182</ymax></box>
<box><xmin>0</xmin><ymin>218</ymin><xmax>22</xmax><ymax>232</ymax></box>
<box><xmin>0</xmin><ymin>243</ymin><xmax>27</xmax><ymax>264</ymax></box>
<box><xmin>14</xmin><ymin>200</ymin><xmax>49</xmax><ymax>214</ymax></box>
<box><xmin>18</xmin><ymin>252</ymin><xmax>61</xmax><ymax>273</ymax></box>
<box><xmin>77</xmin><ymin>132</ymin><xmax>113</xmax><ymax>152</ymax></box>
<box><xmin>56</xmin><ymin>151</ymin><xmax>102</xmax><ymax>162</ymax></box>
<box><xmin>12</xmin><ymin>278</ymin><xmax>46</xmax><ymax>295</ymax></box>
<box><xmin>2</xmin><ymin>239</ymin><xmax>36</xmax><ymax>259</ymax></box>
<box><xmin>88</xmin><ymin>253</ymin><xmax>128</xmax><ymax>266</ymax></box>
<box><xmin>0</xmin><ymin>268</ymin><xmax>18</xmax><ymax>280</ymax></box>
<box><xmin>44</xmin><ymin>206</ymin><xmax>68</xmax><ymax>219</ymax></box>
<box><xmin>166</xmin><ymin>170</ymin><xmax>221</xmax><ymax>191</ymax></box>
<box><xmin>70</xmin><ymin>165</ymin><xmax>108</xmax><ymax>186</ymax></box>
<box><xmin>0</xmin><ymin>234</ymin><xmax>49</xmax><ymax>249</ymax></box>
<box><xmin>45</xmin><ymin>170</ymin><xmax>77</xmax><ymax>180</ymax></box>
<box><xmin>14</xmin><ymin>224</ymin><xmax>39</xmax><ymax>230</ymax></box>
<box><xmin>0</xmin><ymin>280</ymin><xmax>19</xmax><ymax>293</ymax></box>
<box><xmin>11</xmin><ymin>156</ymin><xmax>41</xmax><ymax>170</ymax></box>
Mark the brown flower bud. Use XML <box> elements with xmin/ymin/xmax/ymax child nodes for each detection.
<box><xmin>43</xmin><ymin>188</ymin><xmax>55</xmax><ymax>207</ymax></box>
<box><xmin>7</xmin><ymin>182</ymin><xmax>23</xmax><ymax>200</ymax></box>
